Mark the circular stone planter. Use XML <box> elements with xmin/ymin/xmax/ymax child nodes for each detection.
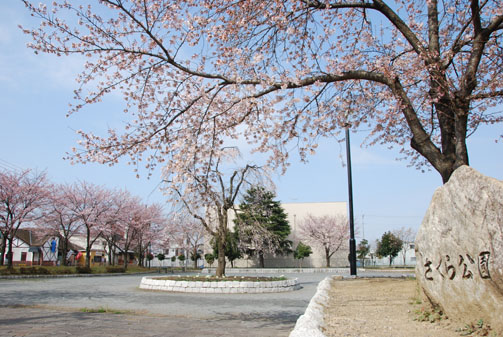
<box><xmin>139</xmin><ymin>276</ymin><xmax>300</xmax><ymax>293</ymax></box>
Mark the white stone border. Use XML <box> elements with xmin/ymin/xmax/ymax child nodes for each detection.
<box><xmin>139</xmin><ymin>276</ymin><xmax>300</xmax><ymax>293</ymax></box>
<box><xmin>289</xmin><ymin>275</ymin><xmax>339</xmax><ymax>337</ymax></box>
<box><xmin>202</xmin><ymin>267</ymin><xmax>349</xmax><ymax>274</ymax></box>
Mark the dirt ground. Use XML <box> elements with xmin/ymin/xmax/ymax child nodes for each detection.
<box><xmin>322</xmin><ymin>278</ymin><xmax>470</xmax><ymax>337</ymax></box>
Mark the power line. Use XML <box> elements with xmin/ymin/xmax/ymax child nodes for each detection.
<box><xmin>364</xmin><ymin>214</ymin><xmax>423</xmax><ymax>218</ymax></box>
<box><xmin>0</xmin><ymin>158</ymin><xmax>24</xmax><ymax>172</ymax></box>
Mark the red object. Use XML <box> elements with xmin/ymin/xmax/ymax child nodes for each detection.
<box><xmin>75</xmin><ymin>252</ymin><xmax>83</xmax><ymax>260</ymax></box>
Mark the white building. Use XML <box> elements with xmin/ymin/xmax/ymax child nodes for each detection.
<box><xmin>366</xmin><ymin>242</ymin><xmax>416</xmax><ymax>267</ymax></box>
<box><xmin>1</xmin><ymin>229</ymin><xmax>59</xmax><ymax>266</ymax></box>
<box><xmin>206</xmin><ymin>201</ymin><xmax>350</xmax><ymax>268</ymax></box>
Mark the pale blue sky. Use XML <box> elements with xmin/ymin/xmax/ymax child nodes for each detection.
<box><xmin>1</xmin><ymin>2</ymin><xmax>502</xmax><ymax>244</ymax></box>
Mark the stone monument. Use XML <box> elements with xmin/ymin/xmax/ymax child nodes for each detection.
<box><xmin>416</xmin><ymin>166</ymin><xmax>503</xmax><ymax>331</ymax></box>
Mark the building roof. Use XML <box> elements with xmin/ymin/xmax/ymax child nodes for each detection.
<box><xmin>15</xmin><ymin>228</ymin><xmax>54</xmax><ymax>247</ymax></box>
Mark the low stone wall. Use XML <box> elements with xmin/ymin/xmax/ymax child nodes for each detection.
<box><xmin>202</xmin><ymin>267</ymin><xmax>348</xmax><ymax>274</ymax></box>
<box><xmin>289</xmin><ymin>276</ymin><xmax>336</xmax><ymax>337</ymax></box>
<box><xmin>139</xmin><ymin>276</ymin><xmax>299</xmax><ymax>293</ymax></box>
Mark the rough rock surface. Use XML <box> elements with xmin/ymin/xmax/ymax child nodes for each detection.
<box><xmin>415</xmin><ymin>166</ymin><xmax>503</xmax><ymax>331</ymax></box>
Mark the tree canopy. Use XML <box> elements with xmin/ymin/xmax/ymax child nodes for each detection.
<box><xmin>376</xmin><ymin>231</ymin><xmax>403</xmax><ymax>266</ymax></box>
<box><xmin>21</xmin><ymin>0</ymin><xmax>503</xmax><ymax>184</ymax></box>
<box><xmin>234</xmin><ymin>186</ymin><xmax>291</xmax><ymax>268</ymax></box>
<box><xmin>298</xmin><ymin>213</ymin><xmax>348</xmax><ymax>267</ymax></box>
<box><xmin>293</xmin><ymin>242</ymin><xmax>313</xmax><ymax>268</ymax></box>
<box><xmin>357</xmin><ymin>239</ymin><xmax>370</xmax><ymax>267</ymax></box>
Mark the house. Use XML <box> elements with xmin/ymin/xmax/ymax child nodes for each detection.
<box><xmin>67</xmin><ymin>235</ymin><xmax>108</xmax><ymax>266</ymax></box>
<box><xmin>2</xmin><ymin>228</ymin><xmax>59</xmax><ymax>266</ymax></box>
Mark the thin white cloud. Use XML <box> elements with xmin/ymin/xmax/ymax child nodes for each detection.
<box><xmin>352</xmin><ymin>147</ymin><xmax>400</xmax><ymax>167</ymax></box>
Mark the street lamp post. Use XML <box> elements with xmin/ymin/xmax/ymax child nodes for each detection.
<box><xmin>345</xmin><ymin>127</ymin><xmax>357</xmax><ymax>276</ymax></box>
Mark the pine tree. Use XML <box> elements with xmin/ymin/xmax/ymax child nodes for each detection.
<box><xmin>234</xmin><ymin>186</ymin><xmax>292</xmax><ymax>268</ymax></box>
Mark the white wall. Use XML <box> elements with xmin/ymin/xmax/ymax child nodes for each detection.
<box><xmin>367</xmin><ymin>242</ymin><xmax>416</xmax><ymax>267</ymax></box>
<box><xmin>206</xmin><ymin>201</ymin><xmax>350</xmax><ymax>268</ymax></box>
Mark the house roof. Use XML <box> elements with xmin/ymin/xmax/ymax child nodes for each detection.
<box><xmin>68</xmin><ymin>235</ymin><xmax>106</xmax><ymax>252</ymax></box>
<box><xmin>15</xmin><ymin>229</ymin><xmax>54</xmax><ymax>247</ymax></box>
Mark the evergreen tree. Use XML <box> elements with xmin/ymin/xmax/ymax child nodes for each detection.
<box><xmin>211</xmin><ymin>231</ymin><xmax>242</xmax><ymax>268</ymax></box>
<box><xmin>234</xmin><ymin>186</ymin><xmax>292</xmax><ymax>268</ymax></box>
<box><xmin>293</xmin><ymin>242</ymin><xmax>312</xmax><ymax>268</ymax></box>
<box><xmin>376</xmin><ymin>232</ymin><xmax>403</xmax><ymax>266</ymax></box>
<box><xmin>356</xmin><ymin>239</ymin><xmax>370</xmax><ymax>267</ymax></box>
<box><xmin>204</xmin><ymin>253</ymin><xmax>215</xmax><ymax>268</ymax></box>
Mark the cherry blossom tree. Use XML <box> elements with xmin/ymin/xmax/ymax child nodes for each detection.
<box><xmin>21</xmin><ymin>0</ymin><xmax>503</xmax><ymax>185</ymax></box>
<box><xmin>168</xmin><ymin>148</ymin><xmax>265</xmax><ymax>277</ymax></box>
<box><xmin>65</xmin><ymin>181</ymin><xmax>114</xmax><ymax>268</ymax></box>
<box><xmin>298</xmin><ymin>214</ymin><xmax>349</xmax><ymax>267</ymax></box>
<box><xmin>100</xmin><ymin>189</ymin><xmax>139</xmax><ymax>268</ymax></box>
<box><xmin>132</xmin><ymin>202</ymin><xmax>166</xmax><ymax>267</ymax></box>
<box><xmin>0</xmin><ymin>170</ymin><xmax>51</xmax><ymax>267</ymax></box>
<box><xmin>165</xmin><ymin>215</ymin><xmax>205</xmax><ymax>269</ymax></box>
<box><xmin>42</xmin><ymin>184</ymin><xmax>83</xmax><ymax>266</ymax></box>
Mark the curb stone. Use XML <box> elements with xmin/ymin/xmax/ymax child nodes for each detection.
<box><xmin>288</xmin><ymin>275</ymin><xmax>338</xmax><ymax>337</ymax></box>
<box><xmin>139</xmin><ymin>276</ymin><xmax>300</xmax><ymax>293</ymax></box>
<box><xmin>288</xmin><ymin>274</ymin><xmax>416</xmax><ymax>337</ymax></box>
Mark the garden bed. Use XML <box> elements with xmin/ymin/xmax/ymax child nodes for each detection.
<box><xmin>139</xmin><ymin>275</ymin><xmax>299</xmax><ymax>293</ymax></box>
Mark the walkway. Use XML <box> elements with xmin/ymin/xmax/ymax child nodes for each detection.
<box><xmin>0</xmin><ymin>269</ymin><xmax>413</xmax><ymax>337</ymax></box>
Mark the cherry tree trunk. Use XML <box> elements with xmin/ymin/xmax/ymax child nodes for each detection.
<box><xmin>215</xmin><ymin>234</ymin><xmax>226</xmax><ymax>277</ymax></box>
<box><xmin>0</xmin><ymin>235</ymin><xmax>6</xmax><ymax>266</ymax></box>
<box><xmin>61</xmin><ymin>239</ymin><xmax>69</xmax><ymax>266</ymax></box>
<box><xmin>410</xmin><ymin>109</ymin><xmax>469</xmax><ymax>184</ymax></box>
<box><xmin>325</xmin><ymin>248</ymin><xmax>331</xmax><ymax>268</ymax></box>
<box><xmin>107</xmin><ymin>245</ymin><xmax>114</xmax><ymax>266</ymax></box>
<box><xmin>7</xmin><ymin>237</ymin><xmax>14</xmax><ymax>268</ymax></box>
<box><xmin>193</xmin><ymin>247</ymin><xmax>198</xmax><ymax>269</ymax></box>
<box><xmin>259</xmin><ymin>252</ymin><xmax>265</xmax><ymax>268</ymax></box>
<box><xmin>123</xmin><ymin>252</ymin><xmax>129</xmax><ymax>270</ymax></box>
<box><xmin>85</xmin><ymin>228</ymin><xmax>91</xmax><ymax>268</ymax></box>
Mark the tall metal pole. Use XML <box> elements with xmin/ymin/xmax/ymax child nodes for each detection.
<box><xmin>345</xmin><ymin>127</ymin><xmax>357</xmax><ymax>276</ymax></box>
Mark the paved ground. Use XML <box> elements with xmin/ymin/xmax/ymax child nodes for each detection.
<box><xmin>0</xmin><ymin>269</ymin><xmax>413</xmax><ymax>337</ymax></box>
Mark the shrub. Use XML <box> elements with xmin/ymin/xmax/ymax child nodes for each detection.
<box><xmin>57</xmin><ymin>267</ymin><xmax>75</xmax><ymax>274</ymax></box>
<box><xmin>20</xmin><ymin>267</ymin><xmax>37</xmax><ymax>274</ymax></box>
<box><xmin>0</xmin><ymin>267</ymin><xmax>18</xmax><ymax>275</ymax></box>
<box><xmin>76</xmin><ymin>266</ymin><xmax>92</xmax><ymax>274</ymax></box>
<box><xmin>106</xmin><ymin>266</ymin><xmax>126</xmax><ymax>273</ymax></box>
<box><xmin>36</xmin><ymin>267</ymin><xmax>51</xmax><ymax>275</ymax></box>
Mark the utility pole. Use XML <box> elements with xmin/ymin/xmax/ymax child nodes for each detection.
<box><xmin>345</xmin><ymin>127</ymin><xmax>357</xmax><ymax>276</ymax></box>
<box><xmin>362</xmin><ymin>214</ymin><xmax>365</xmax><ymax>239</ymax></box>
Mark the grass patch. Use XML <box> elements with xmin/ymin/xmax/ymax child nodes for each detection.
<box><xmin>456</xmin><ymin>319</ymin><xmax>500</xmax><ymax>337</ymax></box>
<box><xmin>154</xmin><ymin>275</ymin><xmax>287</xmax><ymax>282</ymax></box>
<box><xmin>410</xmin><ymin>281</ymin><xmax>445</xmax><ymax>323</ymax></box>
<box><xmin>79</xmin><ymin>306</ymin><xmax>132</xmax><ymax>314</ymax></box>
<box><xmin>413</xmin><ymin>306</ymin><xmax>445</xmax><ymax>323</ymax></box>
<box><xmin>0</xmin><ymin>265</ymin><xmax>152</xmax><ymax>276</ymax></box>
